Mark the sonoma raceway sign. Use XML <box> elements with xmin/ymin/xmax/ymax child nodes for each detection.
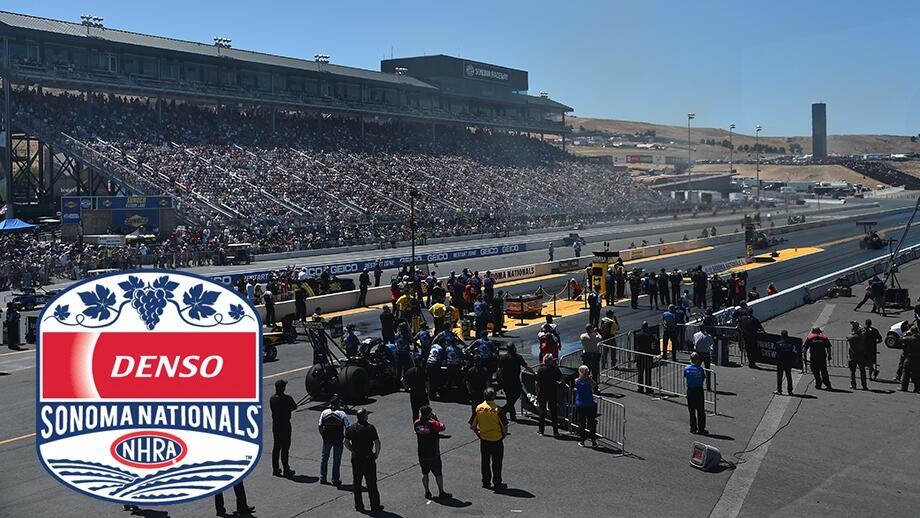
<box><xmin>210</xmin><ymin>243</ymin><xmax>528</xmax><ymax>286</ymax></box>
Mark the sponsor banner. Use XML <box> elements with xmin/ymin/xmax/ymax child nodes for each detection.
<box><xmin>490</xmin><ymin>265</ymin><xmax>536</xmax><ymax>284</ymax></box>
<box><xmin>751</xmin><ymin>333</ymin><xmax>803</xmax><ymax>369</ymax></box>
<box><xmin>211</xmin><ymin>243</ymin><xmax>528</xmax><ymax>286</ymax></box>
<box><xmin>505</xmin><ymin>294</ymin><xmax>543</xmax><ymax>317</ymax></box>
<box><xmin>464</xmin><ymin>62</ymin><xmax>510</xmax><ymax>83</ymax></box>
<box><xmin>112</xmin><ymin>209</ymin><xmax>161</xmax><ymax>234</ymax></box>
<box><xmin>36</xmin><ymin>270</ymin><xmax>262</xmax><ymax>505</ymax></box>
<box><xmin>703</xmin><ymin>258</ymin><xmax>750</xmax><ymax>275</ymax></box>
<box><xmin>97</xmin><ymin>196</ymin><xmax>175</xmax><ymax>210</ymax></box>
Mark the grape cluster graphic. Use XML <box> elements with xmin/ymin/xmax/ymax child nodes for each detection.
<box><xmin>131</xmin><ymin>287</ymin><xmax>168</xmax><ymax>330</ymax></box>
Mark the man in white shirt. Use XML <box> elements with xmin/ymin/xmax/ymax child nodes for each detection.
<box><xmin>692</xmin><ymin>329</ymin><xmax>714</xmax><ymax>391</ymax></box>
<box><xmin>318</xmin><ymin>400</ymin><xmax>351</xmax><ymax>485</ymax></box>
<box><xmin>580</xmin><ymin>324</ymin><xmax>603</xmax><ymax>390</ymax></box>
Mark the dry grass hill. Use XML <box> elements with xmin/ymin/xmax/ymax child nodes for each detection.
<box><xmin>568</xmin><ymin>116</ymin><xmax>920</xmax><ymax>161</ymax></box>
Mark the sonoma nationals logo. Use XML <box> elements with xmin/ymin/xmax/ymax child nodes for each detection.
<box><xmin>36</xmin><ymin>270</ymin><xmax>262</xmax><ymax>505</ymax></box>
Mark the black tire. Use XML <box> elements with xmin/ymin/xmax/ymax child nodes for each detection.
<box><xmin>885</xmin><ymin>333</ymin><xmax>900</xmax><ymax>349</ymax></box>
<box><xmin>305</xmin><ymin>364</ymin><xmax>338</xmax><ymax>399</ymax></box>
<box><xmin>337</xmin><ymin>365</ymin><xmax>370</xmax><ymax>403</ymax></box>
<box><xmin>263</xmin><ymin>343</ymin><xmax>277</xmax><ymax>362</ymax></box>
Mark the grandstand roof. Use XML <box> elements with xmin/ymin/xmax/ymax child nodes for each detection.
<box><xmin>0</xmin><ymin>10</ymin><xmax>437</xmax><ymax>90</ymax></box>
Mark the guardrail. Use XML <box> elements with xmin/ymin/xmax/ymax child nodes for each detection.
<box><xmin>518</xmin><ymin>370</ymin><xmax>626</xmax><ymax>454</ymax></box>
<box><xmin>597</xmin><ymin>335</ymin><xmax>718</xmax><ymax>414</ymax></box>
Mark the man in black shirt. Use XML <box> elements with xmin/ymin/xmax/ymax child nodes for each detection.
<box><xmin>414</xmin><ymin>405</ymin><xmax>452</xmax><ymax>500</ymax></box>
<box><xmin>774</xmin><ymin>330</ymin><xmax>797</xmax><ymax>395</ymax></box>
<box><xmin>269</xmin><ymin>379</ymin><xmax>297</xmax><ymax>478</ymax></box>
<box><xmin>498</xmin><ymin>344</ymin><xmax>534</xmax><ymax>422</ymax></box>
<box><xmin>466</xmin><ymin>358</ymin><xmax>491</xmax><ymax>413</ymax></box>
<box><xmin>738</xmin><ymin>312</ymin><xmax>764</xmax><ymax>369</ymax></box>
<box><xmin>373</xmin><ymin>260</ymin><xmax>382</xmax><ymax>287</ymax></box>
<box><xmin>380</xmin><ymin>306</ymin><xmax>396</xmax><ymax>344</ymax></box>
<box><xmin>634</xmin><ymin>322</ymin><xmax>655</xmax><ymax>393</ymax></box>
<box><xmin>804</xmin><ymin>328</ymin><xmax>833</xmax><ymax>390</ymax></box>
<box><xmin>345</xmin><ymin>408</ymin><xmax>383</xmax><ymax>513</ymax></box>
<box><xmin>358</xmin><ymin>268</ymin><xmax>371</xmax><ymax>307</ymax></box>
<box><xmin>535</xmin><ymin>355</ymin><xmax>563</xmax><ymax>437</ymax></box>
<box><xmin>862</xmin><ymin>319</ymin><xmax>882</xmax><ymax>380</ymax></box>
<box><xmin>402</xmin><ymin>356</ymin><xmax>430</xmax><ymax>421</ymax></box>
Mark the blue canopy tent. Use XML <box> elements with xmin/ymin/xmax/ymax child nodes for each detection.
<box><xmin>0</xmin><ymin>218</ymin><xmax>37</xmax><ymax>232</ymax></box>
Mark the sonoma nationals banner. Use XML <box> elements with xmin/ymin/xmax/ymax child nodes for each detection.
<box><xmin>36</xmin><ymin>270</ymin><xmax>262</xmax><ymax>505</ymax></box>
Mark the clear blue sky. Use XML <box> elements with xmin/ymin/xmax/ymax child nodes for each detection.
<box><xmin>8</xmin><ymin>1</ymin><xmax>920</xmax><ymax>136</ymax></box>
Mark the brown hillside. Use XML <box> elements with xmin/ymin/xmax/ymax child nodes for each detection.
<box><xmin>567</xmin><ymin>116</ymin><xmax>920</xmax><ymax>160</ymax></box>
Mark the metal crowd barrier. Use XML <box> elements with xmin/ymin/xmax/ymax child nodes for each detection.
<box><xmin>598</xmin><ymin>336</ymin><xmax>718</xmax><ymax>414</ymax></box>
<box><xmin>518</xmin><ymin>370</ymin><xmax>627</xmax><ymax>454</ymax></box>
<box><xmin>565</xmin><ymin>391</ymin><xmax>626</xmax><ymax>455</ymax></box>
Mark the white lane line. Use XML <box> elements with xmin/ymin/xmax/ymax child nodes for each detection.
<box><xmin>0</xmin><ymin>356</ymin><xmax>35</xmax><ymax>373</ymax></box>
<box><xmin>709</xmin><ymin>303</ymin><xmax>835</xmax><ymax>518</ymax></box>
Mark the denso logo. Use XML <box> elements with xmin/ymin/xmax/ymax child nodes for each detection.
<box><xmin>110</xmin><ymin>355</ymin><xmax>224</xmax><ymax>379</ymax></box>
<box><xmin>36</xmin><ymin>270</ymin><xmax>262</xmax><ymax>505</ymax></box>
<box><xmin>111</xmin><ymin>431</ymin><xmax>187</xmax><ymax>469</ymax></box>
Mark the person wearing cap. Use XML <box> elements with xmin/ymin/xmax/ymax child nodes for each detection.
<box><xmin>804</xmin><ymin>327</ymin><xmax>833</xmax><ymax>390</ymax></box>
<box><xmin>318</xmin><ymin>399</ymin><xmax>350</xmax><ymax>485</ymax></box>
<box><xmin>470</xmin><ymin>388</ymin><xmax>508</xmax><ymax>490</ymax></box>
<box><xmin>345</xmin><ymin>408</ymin><xmax>383</xmax><ymax>513</ymax></box>
<box><xmin>270</xmin><ymin>379</ymin><xmax>297</xmax><ymax>478</ymax></box>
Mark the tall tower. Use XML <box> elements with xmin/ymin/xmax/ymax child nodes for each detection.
<box><xmin>812</xmin><ymin>103</ymin><xmax>827</xmax><ymax>158</ymax></box>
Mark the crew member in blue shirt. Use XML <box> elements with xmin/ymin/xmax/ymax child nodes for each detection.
<box><xmin>684</xmin><ymin>353</ymin><xmax>708</xmax><ymax>435</ymax></box>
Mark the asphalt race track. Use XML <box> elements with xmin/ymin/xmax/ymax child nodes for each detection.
<box><xmin>2</xmin><ymin>200</ymin><xmax>920</xmax><ymax>517</ymax></box>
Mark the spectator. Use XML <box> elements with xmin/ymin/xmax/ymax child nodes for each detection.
<box><xmin>413</xmin><ymin>405</ymin><xmax>452</xmax><ymax>500</ymax></box>
<box><xmin>470</xmin><ymin>387</ymin><xmax>508</xmax><ymax>490</ymax></box>
<box><xmin>535</xmin><ymin>355</ymin><xmax>563</xmax><ymax>437</ymax></box>
<box><xmin>573</xmin><ymin>365</ymin><xmax>598</xmax><ymax>448</ymax></box>
<box><xmin>318</xmin><ymin>399</ymin><xmax>349</xmax><ymax>486</ymax></box>
<box><xmin>685</xmin><ymin>353</ymin><xmax>708</xmax><ymax>435</ymax></box>
<box><xmin>344</xmin><ymin>408</ymin><xmax>383</xmax><ymax>513</ymax></box>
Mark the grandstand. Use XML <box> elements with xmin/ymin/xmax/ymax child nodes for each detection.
<box><xmin>0</xmin><ymin>10</ymin><xmax>677</xmax><ymax>265</ymax></box>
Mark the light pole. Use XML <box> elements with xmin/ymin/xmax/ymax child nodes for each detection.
<box><xmin>213</xmin><ymin>36</ymin><xmax>232</xmax><ymax>56</ymax></box>
<box><xmin>755</xmin><ymin>125</ymin><xmax>763</xmax><ymax>203</ymax></box>
<box><xmin>687</xmin><ymin>112</ymin><xmax>695</xmax><ymax>203</ymax></box>
<box><xmin>80</xmin><ymin>14</ymin><xmax>104</xmax><ymax>36</ymax></box>
<box><xmin>729</xmin><ymin>123</ymin><xmax>735</xmax><ymax>175</ymax></box>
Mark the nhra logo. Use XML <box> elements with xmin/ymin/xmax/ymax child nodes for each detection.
<box><xmin>36</xmin><ymin>270</ymin><xmax>262</xmax><ymax>505</ymax></box>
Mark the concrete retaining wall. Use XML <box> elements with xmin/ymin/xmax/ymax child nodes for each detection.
<box><xmin>256</xmin><ymin>207</ymin><xmax>914</xmax><ymax>323</ymax></box>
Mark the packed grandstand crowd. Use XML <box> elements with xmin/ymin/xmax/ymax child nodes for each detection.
<box><xmin>1</xmin><ymin>88</ymin><xmax>680</xmax><ymax>289</ymax></box>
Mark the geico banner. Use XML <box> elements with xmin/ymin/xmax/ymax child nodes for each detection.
<box><xmin>211</xmin><ymin>242</ymin><xmax>528</xmax><ymax>286</ymax></box>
